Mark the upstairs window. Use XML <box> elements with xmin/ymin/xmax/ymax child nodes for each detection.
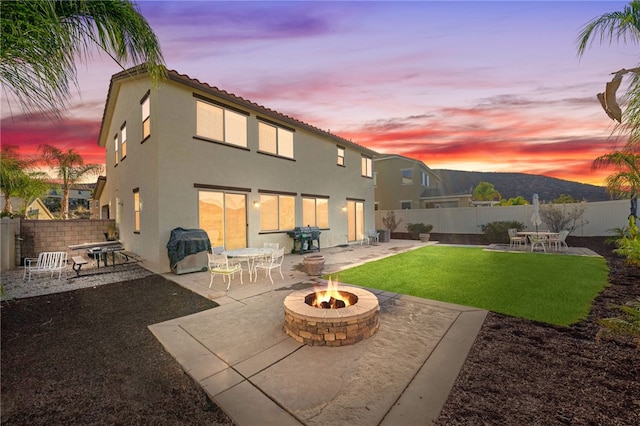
<box><xmin>114</xmin><ymin>134</ymin><xmax>118</xmax><ymax>166</ymax></box>
<box><xmin>120</xmin><ymin>123</ymin><xmax>127</xmax><ymax>160</ymax></box>
<box><xmin>421</xmin><ymin>171</ymin><xmax>429</xmax><ymax>187</ymax></box>
<box><xmin>258</xmin><ymin>121</ymin><xmax>294</xmax><ymax>159</ymax></box>
<box><xmin>361</xmin><ymin>156</ymin><xmax>372</xmax><ymax>177</ymax></box>
<box><xmin>402</xmin><ymin>169</ymin><xmax>412</xmax><ymax>184</ymax></box>
<box><xmin>141</xmin><ymin>93</ymin><xmax>150</xmax><ymax>140</ymax></box>
<box><xmin>196</xmin><ymin>99</ymin><xmax>247</xmax><ymax>147</ymax></box>
<box><xmin>337</xmin><ymin>146</ymin><xmax>345</xmax><ymax>166</ymax></box>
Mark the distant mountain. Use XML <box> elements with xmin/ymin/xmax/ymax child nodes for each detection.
<box><xmin>432</xmin><ymin>169</ymin><xmax>611</xmax><ymax>203</ymax></box>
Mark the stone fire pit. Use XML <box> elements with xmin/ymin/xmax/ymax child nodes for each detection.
<box><xmin>283</xmin><ymin>284</ymin><xmax>380</xmax><ymax>346</ymax></box>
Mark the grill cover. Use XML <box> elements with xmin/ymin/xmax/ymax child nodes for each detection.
<box><xmin>166</xmin><ymin>228</ymin><xmax>211</xmax><ymax>269</ymax></box>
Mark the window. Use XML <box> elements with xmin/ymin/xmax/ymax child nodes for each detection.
<box><xmin>401</xmin><ymin>201</ymin><xmax>412</xmax><ymax>210</ymax></box>
<box><xmin>114</xmin><ymin>134</ymin><xmax>118</xmax><ymax>166</ymax></box>
<box><xmin>421</xmin><ymin>171</ymin><xmax>429</xmax><ymax>187</ymax></box>
<box><xmin>303</xmin><ymin>197</ymin><xmax>329</xmax><ymax>228</ymax></box>
<box><xmin>258</xmin><ymin>121</ymin><xmax>294</xmax><ymax>159</ymax></box>
<box><xmin>361</xmin><ymin>156</ymin><xmax>372</xmax><ymax>177</ymax></box>
<box><xmin>402</xmin><ymin>169</ymin><xmax>412</xmax><ymax>184</ymax></box>
<box><xmin>196</xmin><ymin>99</ymin><xmax>247</xmax><ymax>147</ymax></box>
<box><xmin>260</xmin><ymin>194</ymin><xmax>295</xmax><ymax>231</ymax></box>
<box><xmin>337</xmin><ymin>146</ymin><xmax>345</xmax><ymax>166</ymax></box>
<box><xmin>120</xmin><ymin>123</ymin><xmax>127</xmax><ymax>159</ymax></box>
<box><xmin>133</xmin><ymin>188</ymin><xmax>140</xmax><ymax>233</ymax></box>
<box><xmin>373</xmin><ymin>172</ymin><xmax>378</xmax><ymax>187</ymax></box>
<box><xmin>141</xmin><ymin>94</ymin><xmax>150</xmax><ymax>140</ymax></box>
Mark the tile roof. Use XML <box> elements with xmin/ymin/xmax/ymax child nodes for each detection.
<box><xmin>99</xmin><ymin>65</ymin><xmax>377</xmax><ymax>156</ymax></box>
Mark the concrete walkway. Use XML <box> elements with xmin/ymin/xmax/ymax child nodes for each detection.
<box><xmin>149</xmin><ymin>240</ymin><xmax>488</xmax><ymax>425</ymax></box>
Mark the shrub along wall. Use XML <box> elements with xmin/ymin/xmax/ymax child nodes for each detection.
<box><xmin>20</xmin><ymin>219</ymin><xmax>115</xmax><ymax>263</ymax></box>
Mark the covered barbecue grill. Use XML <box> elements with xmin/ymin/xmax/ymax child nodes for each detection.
<box><xmin>166</xmin><ymin>227</ymin><xmax>211</xmax><ymax>274</ymax></box>
<box><xmin>286</xmin><ymin>226</ymin><xmax>321</xmax><ymax>254</ymax></box>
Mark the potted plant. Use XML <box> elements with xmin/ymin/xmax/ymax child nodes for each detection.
<box><xmin>105</xmin><ymin>223</ymin><xmax>119</xmax><ymax>241</ymax></box>
<box><xmin>406</xmin><ymin>223</ymin><xmax>433</xmax><ymax>241</ymax></box>
<box><xmin>381</xmin><ymin>211</ymin><xmax>402</xmax><ymax>242</ymax></box>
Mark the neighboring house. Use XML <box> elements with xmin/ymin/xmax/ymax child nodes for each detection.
<box><xmin>97</xmin><ymin>66</ymin><xmax>377</xmax><ymax>272</ymax></box>
<box><xmin>44</xmin><ymin>183</ymin><xmax>94</xmax><ymax>218</ymax></box>
<box><xmin>0</xmin><ymin>196</ymin><xmax>54</xmax><ymax>219</ymax></box>
<box><xmin>25</xmin><ymin>198</ymin><xmax>55</xmax><ymax>220</ymax></box>
<box><xmin>91</xmin><ymin>176</ymin><xmax>107</xmax><ymax>219</ymax></box>
<box><xmin>374</xmin><ymin>154</ymin><xmax>472</xmax><ymax>209</ymax></box>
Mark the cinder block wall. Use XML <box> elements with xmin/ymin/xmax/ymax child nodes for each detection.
<box><xmin>20</xmin><ymin>219</ymin><xmax>115</xmax><ymax>261</ymax></box>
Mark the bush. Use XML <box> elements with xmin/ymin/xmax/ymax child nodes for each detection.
<box><xmin>539</xmin><ymin>202</ymin><xmax>587</xmax><ymax>233</ymax></box>
<box><xmin>481</xmin><ymin>221</ymin><xmax>525</xmax><ymax>244</ymax></box>
<box><xmin>406</xmin><ymin>223</ymin><xmax>433</xmax><ymax>240</ymax></box>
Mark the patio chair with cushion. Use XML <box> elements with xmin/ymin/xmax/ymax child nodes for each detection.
<box><xmin>208</xmin><ymin>252</ymin><xmax>243</xmax><ymax>291</ymax></box>
<box><xmin>508</xmin><ymin>228</ymin><xmax>527</xmax><ymax>250</ymax></box>
<box><xmin>253</xmin><ymin>247</ymin><xmax>285</xmax><ymax>284</ymax></box>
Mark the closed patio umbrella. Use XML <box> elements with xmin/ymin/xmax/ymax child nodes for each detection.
<box><xmin>531</xmin><ymin>193</ymin><xmax>542</xmax><ymax>233</ymax></box>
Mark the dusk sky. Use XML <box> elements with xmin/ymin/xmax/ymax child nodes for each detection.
<box><xmin>2</xmin><ymin>1</ymin><xmax>636</xmax><ymax>186</ymax></box>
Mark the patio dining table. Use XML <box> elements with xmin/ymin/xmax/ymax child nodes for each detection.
<box><xmin>223</xmin><ymin>247</ymin><xmax>274</xmax><ymax>281</ymax></box>
<box><xmin>517</xmin><ymin>231</ymin><xmax>560</xmax><ymax>252</ymax></box>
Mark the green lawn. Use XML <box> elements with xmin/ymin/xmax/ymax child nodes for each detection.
<box><xmin>331</xmin><ymin>246</ymin><xmax>609</xmax><ymax>326</ymax></box>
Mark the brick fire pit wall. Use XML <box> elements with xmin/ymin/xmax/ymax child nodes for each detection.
<box><xmin>283</xmin><ymin>286</ymin><xmax>380</xmax><ymax>347</ymax></box>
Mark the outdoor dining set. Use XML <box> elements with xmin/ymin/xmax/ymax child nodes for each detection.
<box><xmin>207</xmin><ymin>243</ymin><xmax>285</xmax><ymax>290</ymax></box>
<box><xmin>508</xmin><ymin>229</ymin><xmax>570</xmax><ymax>252</ymax></box>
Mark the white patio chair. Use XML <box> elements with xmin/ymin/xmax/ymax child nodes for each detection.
<box><xmin>528</xmin><ymin>234</ymin><xmax>547</xmax><ymax>252</ymax></box>
<box><xmin>548</xmin><ymin>230</ymin><xmax>569</xmax><ymax>252</ymax></box>
<box><xmin>208</xmin><ymin>252</ymin><xmax>243</xmax><ymax>291</ymax></box>
<box><xmin>23</xmin><ymin>251</ymin><xmax>67</xmax><ymax>282</ymax></box>
<box><xmin>508</xmin><ymin>228</ymin><xmax>527</xmax><ymax>250</ymax></box>
<box><xmin>253</xmin><ymin>247</ymin><xmax>285</xmax><ymax>284</ymax></box>
<box><xmin>361</xmin><ymin>229</ymin><xmax>379</xmax><ymax>245</ymax></box>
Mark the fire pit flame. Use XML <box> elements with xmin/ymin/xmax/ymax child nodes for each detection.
<box><xmin>307</xmin><ymin>278</ymin><xmax>354</xmax><ymax>309</ymax></box>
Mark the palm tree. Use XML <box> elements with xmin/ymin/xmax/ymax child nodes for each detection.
<box><xmin>0</xmin><ymin>0</ymin><xmax>165</xmax><ymax>117</ymax></box>
<box><xmin>0</xmin><ymin>146</ymin><xmax>49</xmax><ymax>215</ymax></box>
<box><xmin>473</xmin><ymin>181</ymin><xmax>501</xmax><ymax>202</ymax></box>
<box><xmin>577</xmin><ymin>1</ymin><xmax>640</xmax><ymax>147</ymax></box>
<box><xmin>592</xmin><ymin>150</ymin><xmax>640</xmax><ymax>197</ymax></box>
<box><xmin>39</xmin><ymin>144</ymin><xmax>102</xmax><ymax>219</ymax></box>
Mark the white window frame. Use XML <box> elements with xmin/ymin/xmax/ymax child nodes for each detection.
<box><xmin>337</xmin><ymin>146</ymin><xmax>345</xmax><ymax>166</ymax></box>
<box><xmin>421</xmin><ymin>171</ymin><xmax>429</xmax><ymax>187</ymax></box>
<box><xmin>361</xmin><ymin>156</ymin><xmax>372</xmax><ymax>177</ymax></box>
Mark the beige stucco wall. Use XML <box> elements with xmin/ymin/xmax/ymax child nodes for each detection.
<box><xmin>100</xmin><ymin>75</ymin><xmax>375</xmax><ymax>272</ymax></box>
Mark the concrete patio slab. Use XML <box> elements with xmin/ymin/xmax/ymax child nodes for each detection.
<box><xmin>148</xmin><ymin>240</ymin><xmax>600</xmax><ymax>425</ymax></box>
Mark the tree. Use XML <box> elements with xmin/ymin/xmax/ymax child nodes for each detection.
<box><xmin>473</xmin><ymin>181</ymin><xmax>501</xmax><ymax>201</ymax></box>
<box><xmin>592</xmin><ymin>151</ymin><xmax>640</xmax><ymax>197</ymax></box>
<box><xmin>497</xmin><ymin>196</ymin><xmax>529</xmax><ymax>206</ymax></box>
<box><xmin>553</xmin><ymin>194</ymin><xmax>579</xmax><ymax>204</ymax></box>
<box><xmin>39</xmin><ymin>144</ymin><xmax>102</xmax><ymax>219</ymax></box>
<box><xmin>539</xmin><ymin>202</ymin><xmax>587</xmax><ymax>233</ymax></box>
<box><xmin>0</xmin><ymin>0</ymin><xmax>165</xmax><ymax>117</ymax></box>
<box><xmin>577</xmin><ymin>1</ymin><xmax>640</xmax><ymax>147</ymax></box>
<box><xmin>0</xmin><ymin>145</ymin><xmax>49</xmax><ymax>215</ymax></box>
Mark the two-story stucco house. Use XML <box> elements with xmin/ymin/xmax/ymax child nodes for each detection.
<box><xmin>97</xmin><ymin>66</ymin><xmax>377</xmax><ymax>272</ymax></box>
<box><xmin>374</xmin><ymin>154</ymin><xmax>471</xmax><ymax>210</ymax></box>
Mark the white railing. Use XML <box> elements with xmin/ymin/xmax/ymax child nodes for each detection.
<box><xmin>376</xmin><ymin>199</ymin><xmax>631</xmax><ymax>237</ymax></box>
